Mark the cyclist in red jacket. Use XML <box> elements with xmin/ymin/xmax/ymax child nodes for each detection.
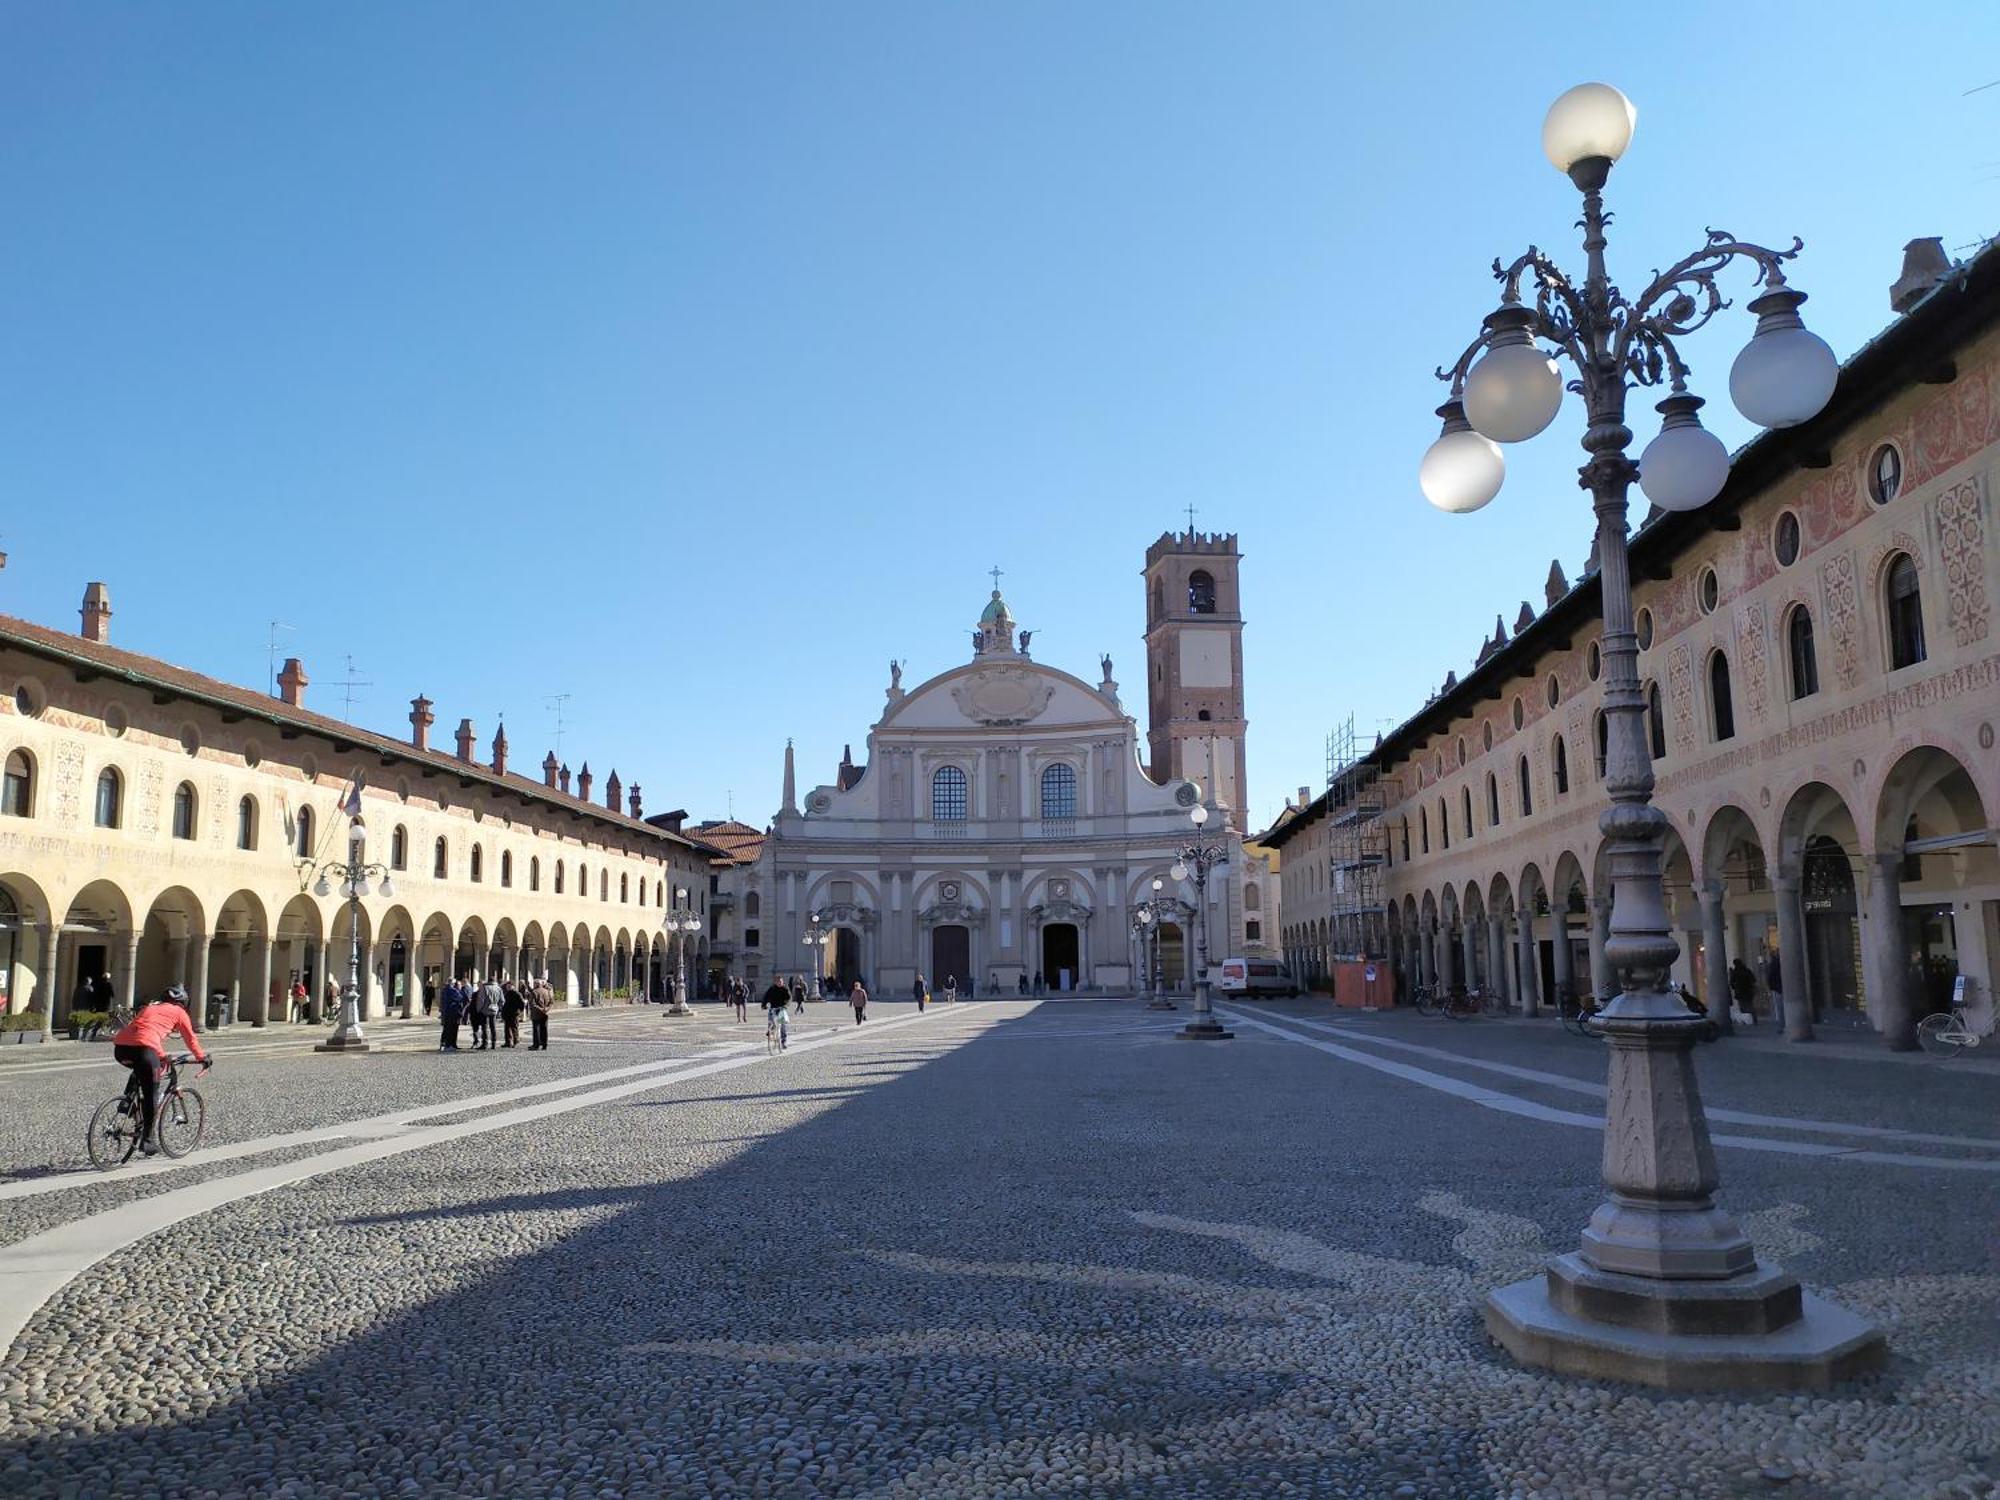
<box><xmin>111</xmin><ymin>986</ymin><xmax>211</xmax><ymax>1155</ymax></box>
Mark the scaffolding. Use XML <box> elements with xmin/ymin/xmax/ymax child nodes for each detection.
<box><xmin>1325</xmin><ymin>713</ymin><xmax>1398</xmax><ymax>959</ymax></box>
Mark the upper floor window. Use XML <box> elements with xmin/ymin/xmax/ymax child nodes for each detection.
<box><xmin>1553</xmin><ymin>736</ymin><xmax>1570</xmax><ymax>796</ymax></box>
<box><xmin>434</xmin><ymin>837</ymin><xmax>448</xmax><ymax>878</ymax></box>
<box><xmin>1788</xmin><ymin>605</ymin><xmax>1820</xmax><ymax>699</ymax></box>
<box><xmin>94</xmin><ymin>767</ymin><xmax>124</xmax><ymax>829</ymax></box>
<box><xmin>1486</xmin><ymin>771</ymin><xmax>1500</xmax><ymax>826</ymax></box>
<box><xmin>620</xmin><ymin>872</ymin><xmax>630</xmax><ymax>902</ymax></box>
<box><xmin>3</xmin><ymin>750</ymin><xmax>35</xmax><ymax>818</ymax></box>
<box><xmin>600</xmin><ymin>869</ymin><xmax>609</xmax><ymax>901</ymax></box>
<box><xmin>1517</xmin><ymin>755</ymin><xmax>1533</xmax><ymax>817</ymax></box>
<box><xmin>1187</xmin><ymin>570</ymin><xmax>1216</xmax><ymax>614</ymax></box>
<box><xmin>1040</xmin><ymin>763</ymin><xmax>1077</xmax><ymax>820</ymax></box>
<box><xmin>1647</xmin><ymin>683</ymin><xmax>1667</xmax><ymax>760</ymax></box>
<box><xmin>1869</xmin><ymin>443</ymin><xmax>1903</xmax><ymax>506</ymax></box>
<box><xmin>579</xmin><ymin>863</ymin><xmax>589</xmax><ymax>898</ymax></box>
<box><xmin>1594</xmin><ymin>710</ymin><xmax>1609</xmax><ymax>778</ymax></box>
<box><xmin>1886</xmin><ymin>552</ymin><xmax>1926</xmax><ymax>669</ymax></box>
<box><xmin>1437</xmin><ymin>797</ymin><xmax>1450</xmax><ymax>850</ymax></box>
<box><xmin>529</xmin><ymin>857</ymin><xmax>541</xmax><ymax>892</ymax></box>
<box><xmin>172</xmin><ymin>781</ymin><xmax>197</xmax><ymax>841</ymax></box>
<box><xmin>294</xmin><ymin>803</ymin><xmax>313</xmax><ymax>856</ymax></box>
<box><xmin>1419</xmin><ymin>807</ymin><xmax>1430</xmax><ymax>855</ymax></box>
<box><xmin>389</xmin><ymin>824</ymin><xmax>407</xmax><ymax>870</ymax></box>
<box><xmin>1460</xmin><ymin>786</ymin><xmax>1472</xmax><ymax>840</ymax></box>
<box><xmin>555</xmin><ymin>861</ymin><xmax>566</xmax><ymax>895</ymax></box>
<box><xmin>501</xmin><ymin>851</ymin><xmax>514</xmax><ymax>888</ymax></box>
<box><xmin>745</xmin><ymin>890</ymin><xmax>761</xmax><ymax>918</ymax></box>
<box><xmin>931</xmin><ymin>765</ymin><xmax>968</xmax><ymax>821</ymax></box>
<box><xmin>470</xmin><ymin>845</ymin><xmax>484</xmax><ymax>883</ymax></box>
<box><xmin>1709</xmin><ymin>651</ymin><xmax>1736</xmax><ymax>742</ymax></box>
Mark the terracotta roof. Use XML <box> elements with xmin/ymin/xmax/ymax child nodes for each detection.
<box><xmin>688</xmin><ymin>818</ymin><xmax>767</xmax><ymax>864</ymax></box>
<box><xmin>0</xmin><ymin>612</ymin><xmax>709</xmax><ymax>854</ymax></box>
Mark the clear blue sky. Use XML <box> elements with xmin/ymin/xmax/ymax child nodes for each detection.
<box><xmin>4</xmin><ymin>4</ymin><xmax>1996</xmax><ymax>834</ymax></box>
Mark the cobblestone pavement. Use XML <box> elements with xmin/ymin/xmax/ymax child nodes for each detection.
<box><xmin>0</xmin><ymin>996</ymin><xmax>1995</xmax><ymax>1499</ymax></box>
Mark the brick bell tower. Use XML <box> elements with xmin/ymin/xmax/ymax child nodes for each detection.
<box><xmin>1142</xmin><ymin>526</ymin><xmax>1248</xmax><ymax>817</ymax></box>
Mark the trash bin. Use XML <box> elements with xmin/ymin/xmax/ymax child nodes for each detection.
<box><xmin>207</xmin><ymin>990</ymin><xmax>233</xmax><ymax>1029</ymax></box>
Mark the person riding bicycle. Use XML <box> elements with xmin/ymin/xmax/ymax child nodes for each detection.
<box><xmin>111</xmin><ymin>985</ymin><xmax>211</xmax><ymax>1155</ymax></box>
<box><xmin>761</xmin><ymin>979</ymin><xmax>791</xmax><ymax>1050</ymax></box>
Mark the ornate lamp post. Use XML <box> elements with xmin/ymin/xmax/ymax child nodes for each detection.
<box><xmin>801</xmin><ymin>910</ymin><xmax>830</xmax><ymax>1001</ymax></box>
<box><xmin>306</xmin><ymin>815</ymin><xmax>394</xmax><ymax>1054</ymax></box>
<box><xmin>1134</xmin><ymin>877</ymin><xmax>1176</xmax><ymax>1010</ymax></box>
<box><xmin>1425</xmin><ymin>83</ymin><xmax>1880</xmax><ymax>1387</ymax></box>
<box><xmin>663</xmin><ymin>895</ymin><xmax>701</xmax><ymax>1017</ymax></box>
<box><xmin>1171</xmin><ymin>804</ymin><xmax>1231</xmax><ymax>1041</ymax></box>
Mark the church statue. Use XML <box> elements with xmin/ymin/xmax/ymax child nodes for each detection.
<box><xmin>889</xmin><ymin>660</ymin><xmax>902</xmax><ymax>690</ymax></box>
<box><xmin>1100</xmin><ymin>653</ymin><xmax>1113</xmax><ymax>681</ymax></box>
<box><xmin>1019</xmin><ymin>630</ymin><xmax>1033</xmax><ymax>653</ymax></box>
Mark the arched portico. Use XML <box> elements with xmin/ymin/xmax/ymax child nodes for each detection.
<box><xmin>1776</xmin><ymin>781</ymin><xmax>1866</xmax><ymax>1041</ymax></box>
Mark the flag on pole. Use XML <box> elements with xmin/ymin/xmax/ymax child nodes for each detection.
<box><xmin>338</xmin><ymin>773</ymin><xmax>366</xmax><ymax>820</ymax></box>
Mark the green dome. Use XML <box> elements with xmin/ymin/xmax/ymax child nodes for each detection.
<box><xmin>979</xmin><ymin>590</ymin><xmax>1013</xmax><ymax>626</ymax></box>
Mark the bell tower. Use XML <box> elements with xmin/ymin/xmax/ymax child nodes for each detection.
<box><xmin>1143</xmin><ymin>526</ymin><xmax>1248</xmax><ymax>817</ymax></box>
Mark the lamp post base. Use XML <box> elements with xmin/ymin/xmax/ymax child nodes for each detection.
<box><xmin>1485</xmin><ymin>1260</ymin><xmax>1885</xmax><ymax>1391</ymax></box>
<box><xmin>314</xmin><ymin>1031</ymin><xmax>375</xmax><ymax>1054</ymax></box>
<box><xmin>1145</xmin><ymin>997</ymin><xmax>1178</xmax><ymax>1010</ymax></box>
<box><xmin>1175</xmin><ymin>1017</ymin><xmax>1233</xmax><ymax>1040</ymax></box>
<box><xmin>664</xmin><ymin>1002</ymin><xmax>694</xmax><ymax>1017</ymax></box>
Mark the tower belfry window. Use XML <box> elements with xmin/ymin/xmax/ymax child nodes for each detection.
<box><xmin>1187</xmin><ymin>570</ymin><xmax>1216</xmax><ymax>614</ymax></box>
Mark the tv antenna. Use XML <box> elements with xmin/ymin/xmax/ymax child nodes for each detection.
<box><xmin>267</xmin><ymin>621</ymin><xmax>295</xmax><ymax>696</ymax></box>
<box><xmin>337</xmin><ymin>655</ymin><xmax>372</xmax><ymax>721</ymax></box>
<box><xmin>546</xmin><ymin>693</ymin><xmax>572</xmax><ymax>759</ymax></box>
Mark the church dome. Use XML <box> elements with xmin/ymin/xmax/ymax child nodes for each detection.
<box><xmin>978</xmin><ymin>590</ymin><xmax>1013</xmax><ymax>626</ymax></box>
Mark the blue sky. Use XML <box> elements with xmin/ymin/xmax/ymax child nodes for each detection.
<box><xmin>3</xmin><ymin>4</ymin><xmax>1996</xmax><ymax>834</ymax></box>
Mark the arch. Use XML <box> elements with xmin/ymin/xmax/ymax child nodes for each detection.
<box><xmin>94</xmin><ymin>766</ymin><xmax>123</xmax><ymax>829</ymax></box>
<box><xmin>1872</xmin><ymin>745</ymin><xmax>1995</xmax><ymax>1032</ymax></box>
<box><xmin>377</xmin><ymin>904</ymin><xmax>419</xmax><ymax>1017</ymax></box>
<box><xmin>1707</xmin><ymin>649</ymin><xmax>1736</xmax><ymax>742</ymax></box>
<box><xmin>2</xmin><ymin>747</ymin><xmax>35</xmax><ymax>818</ymax></box>
<box><xmin>931</xmin><ymin>765</ymin><xmax>968</xmax><ymax>821</ymax></box>
<box><xmin>1777</xmin><ymin>780</ymin><xmax>1866</xmax><ymax>1030</ymax></box>
<box><xmin>170</xmin><ymin>781</ymin><xmax>198</xmax><ymax>841</ymax></box>
<box><xmin>137</xmin><ymin>885</ymin><xmax>207</xmax><ymax>1012</ymax></box>
<box><xmin>328</xmin><ymin>900</ymin><xmax>377</xmax><ymax>1014</ymax></box>
<box><xmin>1884</xmin><ymin>551</ymin><xmax>1927</xmax><ymax>669</ymax></box>
<box><xmin>1039</xmin><ymin>762</ymin><xmax>1078</xmax><ymax>820</ymax></box>
<box><xmin>276</xmin><ymin>893</ymin><xmax>328</xmax><ymax>1021</ymax></box>
<box><xmin>1187</xmin><ymin>569</ymin><xmax>1216</xmax><ymax>614</ymax></box>
<box><xmin>1786</xmin><ymin>603</ymin><xmax>1820</xmax><ymax>700</ymax></box>
<box><xmin>492</xmin><ymin>916</ymin><xmax>521</xmax><ymax>978</ymax></box>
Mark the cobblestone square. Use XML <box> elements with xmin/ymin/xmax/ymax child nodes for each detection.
<box><xmin>1</xmin><ymin>997</ymin><xmax>1995</xmax><ymax>1499</ymax></box>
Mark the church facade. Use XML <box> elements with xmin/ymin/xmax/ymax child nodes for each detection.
<box><xmin>752</xmin><ymin>531</ymin><xmax>1273</xmax><ymax>996</ymax></box>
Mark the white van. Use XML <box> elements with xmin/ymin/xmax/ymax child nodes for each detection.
<box><xmin>1214</xmin><ymin>957</ymin><xmax>1300</xmax><ymax>997</ymax></box>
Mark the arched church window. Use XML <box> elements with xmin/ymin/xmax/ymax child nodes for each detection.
<box><xmin>1187</xmin><ymin>570</ymin><xmax>1216</xmax><ymax>614</ymax></box>
<box><xmin>1040</xmin><ymin>763</ymin><xmax>1077</xmax><ymax>820</ymax></box>
<box><xmin>931</xmin><ymin>766</ymin><xmax>968</xmax><ymax>821</ymax></box>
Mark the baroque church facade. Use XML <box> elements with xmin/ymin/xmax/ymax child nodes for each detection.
<box><xmin>753</xmin><ymin>530</ymin><xmax>1273</xmax><ymax>996</ymax></box>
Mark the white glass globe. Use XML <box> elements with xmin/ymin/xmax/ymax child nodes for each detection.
<box><xmin>1541</xmin><ymin>83</ymin><xmax>1637</xmax><ymax>173</ymax></box>
<box><xmin>1639</xmin><ymin>422</ymin><xmax>1731</xmax><ymax>512</ymax></box>
<box><xmin>1420</xmin><ymin>427</ymin><xmax>1505</xmax><ymax>513</ymax></box>
<box><xmin>1729</xmin><ymin>327</ymin><xmax>1839</xmax><ymax>429</ymax></box>
<box><xmin>1171</xmin><ymin>861</ymin><xmax>1189</xmax><ymax>882</ymax></box>
<box><xmin>1463</xmin><ymin>343</ymin><xmax>1564</xmax><ymax>443</ymax></box>
<box><xmin>1190</xmin><ymin>804</ymin><xmax>1210</xmax><ymax>826</ymax></box>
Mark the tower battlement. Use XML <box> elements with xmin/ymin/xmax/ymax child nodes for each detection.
<box><xmin>1144</xmin><ymin>530</ymin><xmax>1240</xmax><ymax>567</ymax></box>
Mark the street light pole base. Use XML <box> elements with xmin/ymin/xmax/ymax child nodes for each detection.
<box><xmin>314</xmin><ymin>1032</ymin><xmax>375</xmax><ymax>1054</ymax></box>
<box><xmin>664</xmin><ymin>1003</ymin><xmax>694</xmax><ymax>1017</ymax></box>
<box><xmin>1145</xmin><ymin>998</ymin><xmax>1178</xmax><ymax>1010</ymax></box>
<box><xmin>1175</xmin><ymin>1018</ymin><xmax>1233</xmax><ymax>1040</ymax></box>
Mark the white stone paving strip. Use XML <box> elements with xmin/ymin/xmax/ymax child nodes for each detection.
<box><xmin>0</xmin><ymin>1004</ymin><xmax>998</xmax><ymax>1360</ymax></box>
<box><xmin>1232</xmin><ymin>1004</ymin><xmax>2000</xmax><ymax>1152</ymax></box>
<box><xmin>1220</xmin><ymin>1006</ymin><xmax>2000</xmax><ymax>1174</ymax></box>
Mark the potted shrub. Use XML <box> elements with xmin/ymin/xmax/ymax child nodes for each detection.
<box><xmin>1</xmin><ymin>1011</ymin><xmax>49</xmax><ymax>1045</ymax></box>
<box><xmin>68</xmin><ymin>1009</ymin><xmax>111</xmax><ymax>1042</ymax></box>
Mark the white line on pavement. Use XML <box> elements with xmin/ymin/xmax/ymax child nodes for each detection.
<box><xmin>0</xmin><ymin>1003</ymin><xmax>1001</xmax><ymax>1361</ymax></box>
<box><xmin>1230</xmin><ymin>1005</ymin><xmax>2000</xmax><ymax>1153</ymax></box>
<box><xmin>1219</xmin><ymin>1006</ymin><xmax>2000</xmax><ymax>1174</ymax></box>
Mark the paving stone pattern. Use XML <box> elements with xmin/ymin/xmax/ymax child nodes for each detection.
<box><xmin>1</xmin><ymin>998</ymin><xmax>1995</xmax><ymax>1499</ymax></box>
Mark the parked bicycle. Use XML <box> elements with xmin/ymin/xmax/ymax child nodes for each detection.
<box><xmin>87</xmin><ymin>1051</ymin><xmax>209</xmax><ymax>1169</ymax></box>
<box><xmin>1918</xmin><ymin>997</ymin><xmax>1984</xmax><ymax>1057</ymax></box>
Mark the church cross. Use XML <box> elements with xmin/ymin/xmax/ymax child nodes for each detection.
<box><xmin>989</xmin><ymin>564</ymin><xmax>1004</xmax><ymax>591</ymax></box>
<box><xmin>1184</xmin><ymin>503</ymin><xmax>1198</xmax><ymax>533</ymax></box>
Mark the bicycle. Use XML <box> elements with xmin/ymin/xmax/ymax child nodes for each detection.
<box><xmin>765</xmin><ymin>1011</ymin><xmax>788</xmax><ymax>1055</ymax></box>
<box><xmin>1559</xmin><ymin>992</ymin><xmax>1599</xmax><ymax>1038</ymax></box>
<box><xmin>1439</xmin><ymin>987</ymin><xmax>1482</xmax><ymax>1021</ymax></box>
<box><xmin>1918</xmin><ymin>999</ymin><xmax>1984</xmax><ymax>1057</ymax></box>
<box><xmin>1411</xmin><ymin>983</ymin><xmax>1440</xmax><ymax>1017</ymax></box>
<box><xmin>87</xmin><ymin>1052</ymin><xmax>209</xmax><ymax>1170</ymax></box>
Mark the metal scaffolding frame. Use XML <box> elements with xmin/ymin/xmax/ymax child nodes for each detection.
<box><xmin>1325</xmin><ymin>714</ymin><xmax>1397</xmax><ymax>960</ymax></box>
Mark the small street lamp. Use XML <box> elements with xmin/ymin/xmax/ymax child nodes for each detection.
<box><xmin>662</xmin><ymin>893</ymin><xmax>701</xmax><ymax>1017</ymax></box>
<box><xmin>1133</xmin><ymin>876</ymin><xmax>1176</xmax><ymax>1011</ymax></box>
<box><xmin>1425</xmin><ymin>82</ymin><xmax>1879</xmax><ymax>1387</ymax></box>
<box><xmin>305</xmin><ymin>815</ymin><xmax>394</xmax><ymax>1054</ymax></box>
<box><xmin>1171</xmin><ymin>803</ymin><xmax>1231</xmax><ymax>1042</ymax></box>
<box><xmin>801</xmin><ymin>910</ymin><xmax>830</xmax><ymax>1001</ymax></box>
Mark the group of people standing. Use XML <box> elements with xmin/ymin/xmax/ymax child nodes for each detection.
<box><xmin>434</xmin><ymin>974</ymin><xmax>554</xmax><ymax>1052</ymax></box>
<box><xmin>909</xmin><ymin>974</ymin><xmax>959</xmax><ymax>1012</ymax></box>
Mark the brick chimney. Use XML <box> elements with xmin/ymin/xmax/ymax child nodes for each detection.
<box><xmin>80</xmin><ymin>582</ymin><xmax>112</xmax><ymax>643</ymax></box>
<box><xmin>559</xmin><ymin>762</ymin><xmax>572</xmax><ymax>794</ymax></box>
<box><xmin>455</xmin><ymin>718</ymin><xmax>477</xmax><ymax>764</ymax></box>
<box><xmin>409</xmin><ymin>695</ymin><xmax>435</xmax><ymax>750</ymax></box>
<box><xmin>542</xmin><ymin>751</ymin><xmax>560</xmax><ymax>788</ymax></box>
<box><xmin>491</xmin><ymin>722</ymin><xmax>509</xmax><ymax>776</ymax></box>
<box><xmin>1298</xmin><ymin>784</ymin><xmax>1310</xmax><ymax>807</ymax></box>
<box><xmin>605</xmin><ymin>769</ymin><xmax>622</xmax><ymax>813</ymax></box>
<box><xmin>577</xmin><ymin>762</ymin><xmax>593</xmax><ymax>802</ymax></box>
<box><xmin>628</xmin><ymin>783</ymin><xmax>642</xmax><ymax>819</ymax></box>
<box><xmin>277</xmin><ymin>657</ymin><xmax>308</xmax><ymax>708</ymax></box>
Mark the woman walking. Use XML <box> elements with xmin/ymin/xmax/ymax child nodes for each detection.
<box><xmin>912</xmin><ymin>974</ymin><xmax>928</xmax><ymax>1013</ymax></box>
<box><xmin>849</xmin><ymin>978</ymin><xmax>868</xmax><ymax>1025</ymax></box>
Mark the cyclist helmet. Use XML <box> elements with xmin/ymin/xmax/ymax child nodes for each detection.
<box><xmin>161</xmin><ymin>984</ymin><xmax>189</xmax><ymax>1005</ymax></box>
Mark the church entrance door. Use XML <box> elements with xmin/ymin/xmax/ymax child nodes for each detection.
<box><xmin>931</xmin><ymin>926</ymin><xmax>969</xmax><ymax>989</ymax></box>
<box><xmin>1041</xmin><ymin>924</ymin><xmax>1080</xmax><ymax>991</ymax></box>
<box><xmin>1157</xmin><ymin>923</ymin><xmax>1186</xmax><ymax>991</ymax></box>
<box><xmin>833</xmin><ymin>928</ymin><xmax>861</xmax><ymax>990</ymax></box>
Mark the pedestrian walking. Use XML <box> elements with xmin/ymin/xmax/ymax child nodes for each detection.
<box><xmin>1018</xmin><ymin>973</ymin><xmax>1029</xmax><ymax>996</ymax></box>
<box><xmin>420</xmin><ymin>976</ymin><xmax>435</xmax><ymax>1019</ymax></box>
<box><xmin>734</xmin><ymin>977</ymin><xmax>748</xmax><ymax>1023</ymax></box>
<box><xmin>943</xmin><ymin>975</ymin><xmax>958</xmax><ymax>1006</ymax></box>
<box><xmin>850</xmin><ymin>978</ymin><xmax>868</xmax><ymax>1025</ymax></box>
<box><xmin>476</xmin><ymin>975</ymin><xmax>503</xmax><ymax>1050</ymax></box>
<box><xmin>1762</xmin><ymin>949</ymin><xmax>1785</xmax><ymax>1030</ymax></box>
<box><xmin>790</xmin><ymin>974</ymin><xmax>806</xmax><ymax>1015</ymax></box>
<box><xmin>501</xmin><ymin>980</ymin><xmax>525</xmax><ymax>1048</ymax></box>
<box><xmin>913</xmin><ymin>973</ymin><xmax>929</xmax><ymax>1013</ymax></box>
<box><xmin>1728</xmin><ymin>958</ymin><xmax>1757</xmax><ymax>1026</ymax></box>
<box><xmin>438</xmin><ymin>979</ymin><xmax>466</xmax><ymax>1051</ymax></box>
<box><xmin>1033</xmin><ymin>970</ymin><xmax>1045</xmax><ymax>997</ymax></box>
<box><xmin>290</xmin><ymin>980</ymin><xmax>309</xmax><ymax>1023</ymax></box>
<box><xmin>528</xmin><ymin>975</ymin><xmax>553</xmax><ymax>1050</ymax></box>
<box><xmin>322</xmin><ymin>975</ymin><xmax>341</xmax><ymax>1025</ymax></box>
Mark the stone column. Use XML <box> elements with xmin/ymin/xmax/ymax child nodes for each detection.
<box><xmin>1552</xmin><ymin>912</ymin><xmax>1577</xmax><ymax>1011</ymax></box>
<box><xmin>37</xmin><ymin>923</ymin><xmax>59</xmax><ymax>1039</ymax></box>
<box><xmin>1697</xmin><ymin>881</ymin><xmax>1733</xmax><ymax>1036</ymax></box>
<box><xmin>1588</xmin><ymin>896</ymin><xmax>1614</xmax><ymax>997</ymax></box>
<box><xmin>1461</xmin><ymin>922</ymin><xmax>1481</xmax><ymax>996</ymax></box>
<box><xmin>1486</xmin><ymin>917</ymin><xmax>1509</xmax><ymax>1009</ymax></box>
<box><xmin>1773</xmin><ymin>873</ymin><xmax>1814</xmax><ymax>1042</ymax></box>
<box><xmin>1516</xmin><ymin>909</ymin><xmax>1541</xmax><ymax>1016</ymax></box>
<box><xmin>1417</xmin><ymin>925</ymin><xmax>1434</xmax><ymax>988</ymax></box>
<box><xmin>1864</xmin><ymin>855</ymin><xmax>1917</xmax><ymax>1051</ymax></box>
<box><xmin>118</xmin><ymin>926</ymin><xmax>142</xmax><ymax>1014</ymax></box>
<box><xmin>228</xmin><ymin>938</ymin><xmax>248</xmax><ymax>1026</ymax></box>
<box><xmin>251</xmin><ymin>938</ymin><xmax>274</xmax><ymax>1027</ymax></box>
<box><xmin>190</xmin><ymin>933</ymin><xmax>212</xmax><ymax>1032</ymax></box>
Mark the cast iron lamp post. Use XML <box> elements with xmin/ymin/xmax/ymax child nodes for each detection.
<box><xmin>1171</xmin><ymin>804</ymin><xmax>1231</xmax><ymax>1041</ymax></box>
<box><xmin>663</xmin><ymin>897</ymin><xmax>701</xmax><ymax>1017</ymax></box>
<box><xmin>307</xmin><ymin>817</ymin><xmax>394</xmax><ymax>1054</ymax></box>
<box><xmin>1425</xmin><ymin>82</ymin><xmax>1880</xmax><ymax>1388</ymax></box>
<box><xmin>1134</xmin><ymin>877</ymin><xmax>1176</xmax><ymax>1010</ymax></box>
<box><xmin>802</xmin><ymin>911</ymin><xmax>830</xmax><ymax>1001</ymax></box>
